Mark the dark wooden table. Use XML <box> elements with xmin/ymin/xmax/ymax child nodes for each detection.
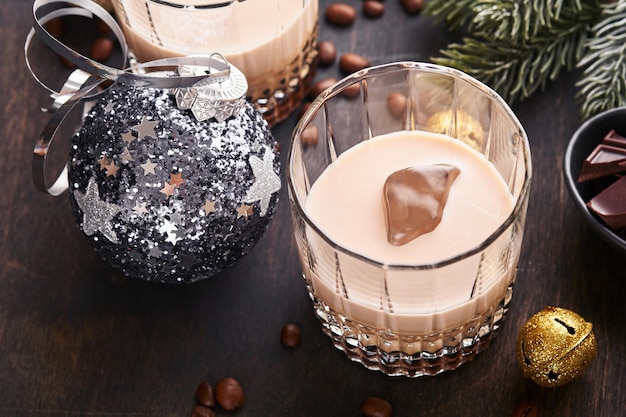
<box><xmin>2</xmin><ymin>1</ymin><xmax>625</xmax><ymax>416</ymax></box>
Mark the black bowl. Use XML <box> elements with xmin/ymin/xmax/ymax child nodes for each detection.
<box><xmin>563</xmin><ymin>107</ymin><xmax>626</xmax><ymax>257</ymax></box>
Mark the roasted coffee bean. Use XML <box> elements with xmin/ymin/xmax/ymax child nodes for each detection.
<box><xmin>325</xmin><ymin>3</ymin><xmax>357</xmax><ymax>26</ymax></box>
<box><xmin>96</xmin><ymin>18</ymin><xmax>112</xmax><ymax>36</ymax></box>
<box><xmin>341</xmin><ymin>82</ymin><xmax>361</xmax><ymax>98</ymax></box>
<box><xmin>91</xmin><ymin>37</ymin><xmax>114</xmax><ymax>62</ymax></box>
<box><xmin>309</xmin><ymin>78</ymin><xmax>338</xmax><ymax>99</ymax></box>
<box><xmin>363</xmin><ymin>1</ymin><xmax>385</xmax><ymax>18</ymax></box>
<box><xmin>44</xmin><ymin>17</ymin><xmax>64</xmax><ymax>38</ymax></box>
<box><xmin>215</xmin><ymin>377</ymin><xmax>245</xmax><ymax>411</ymax></box>
<box><xmin>301</xmin><ymin>125</ymin><xmax>319</xmax><ymax>147</ymax></box>
<box><xmin>191</xmin><ymin>405</ymin><xmax>215</xmax><ymax>417</ymax></box>
<box><xmin>195</xmin><ymin>382</ymin><xmax>215</xmax><ymax>408</ymax></box>
<box><xmin>360</xmin><ymin>396</ymin><xmax>393</xmax><ymax>417</ymax></box>
<box><xmin>511</xmin><ymin>400</ymin><xmax>539</xmax><ymax>417</ymax></box>
<box><xmin>317</xmin><ymin>40</ymin><xmax>337</xmax><ymax>66</ymax></box>
<box><xmin>387</xmin><ymin>92</ymin><xmax>408</xmax><ymax>118</ymax></box>
<box><xmin>401</xmin><ymin>0</ymin><xmax>424</xmax><ymax>14</ymax></box>
<box><xmin>281</xmin><ymin>323</ymin><xmax>302</xmax><ymax>347</ymax></box>
<box><xmin>339</xmin><ymin>53</ymin><xmax>370</xmax><ymax>74</ymax></box>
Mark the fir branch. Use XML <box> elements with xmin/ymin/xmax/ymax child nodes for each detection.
<box><xmin>424</xmin><ymin>0</ymin><xmax>598</xmax><ymax>41</ymax></box>
<box><xmin>425</xmin><ymin>0</ymin><xmax>601</xmax><ymax>104</ymax></box>
<box><xmin>423</xmin><ymin>0</ymin><xmax>482</xmax><ymax>31</ymax></box>
<box><xmin>471</xmin><ymin>0</ymin><xmax>598</xmax><ymax>44</ymax></box>
<box><xmin>576</xmin><ymin>0</ymin><xmax>626</xmax><ymax>120</ymax></box>
<box><xmin>432</xmin><ymin>26</ymin><xmax>589</xmax><ymax>104</ymax></box>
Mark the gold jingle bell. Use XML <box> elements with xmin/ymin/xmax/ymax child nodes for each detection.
<box><xmin>516</xmin><ymin>306</ymin><xmax>597</xmax><ymax>388</ymax></box>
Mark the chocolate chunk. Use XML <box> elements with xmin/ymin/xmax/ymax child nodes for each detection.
<box><xmin>382</xmin><ymin>164</ymin><xmax>460</xmax><ymax>245</ymax></box>
<box><xmin>577</xmin><ymin>144</ymin><xmax>626</xmax><ymax>183</ymax></box>
<box><xmin>602</xmin><ymin>129</ymin><xmax>626</xmax><ymax>149</ymax></box>
<box><xmin>587</xmin><ymin>176</ymin><xmax>626</xmax><ymax>229</ymax></box>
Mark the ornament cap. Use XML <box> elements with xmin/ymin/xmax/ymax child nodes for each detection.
<box><xmin>174</xmin><ymin>54</ymin><xmax>248</xmax><ymax>123</ymax></box>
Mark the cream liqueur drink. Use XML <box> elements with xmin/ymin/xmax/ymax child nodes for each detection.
<box><xmin>113</xmin><ymin>0</ymin><xmax>319</xmax><ymax>121</ymax></box>
<box><xmin>304</xmin><ymin>130</ymin><xmax>515</xmax><ymax>335</ymax></box>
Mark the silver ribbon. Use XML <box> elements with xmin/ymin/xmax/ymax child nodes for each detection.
<box><xmin>27</xmin><ymin>0</ymin><xmax>249</xmax><ymax>195</ymax></box>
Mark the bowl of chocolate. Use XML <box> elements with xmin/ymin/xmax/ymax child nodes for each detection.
<box><xmin>564</xmin><ymin>106</ymin><xmax>626</xmax><ymax>256</ymax></box>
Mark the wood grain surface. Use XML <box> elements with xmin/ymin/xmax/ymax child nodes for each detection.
<box><xmin>1</xmin><ymin>1</ymin><xmax>625</xmax><ymax>416</ymax></box>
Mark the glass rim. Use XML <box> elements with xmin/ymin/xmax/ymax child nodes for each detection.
<box><xmin>139</xmin><ymin>0</ymin><xmax>243</xmax><ymax>9</ymax></box>
<box><xmin>287</xmin><ymin>61</ymin><xmax>532</xmax><ymax>271</ymax></box>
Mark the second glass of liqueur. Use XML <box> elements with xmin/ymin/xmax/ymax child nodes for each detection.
<box><xmin>112</xmin><ymin>0</ymin><xmax>319</xmax><ymax>126</ymax></box>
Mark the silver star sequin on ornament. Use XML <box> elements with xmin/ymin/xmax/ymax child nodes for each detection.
<box><xmin>121</xmin><ymin>147</ymin><xmax>133</xmax><ymax>163</ymax></box>
<box><xmin>74</xmin><ymin>177</ymin><xmax>121</xmax><ymax>243</ymax></box>
<box><xmin>243</xmin><ymin>148</ymin><xmax>281</xmax><ymax>216</ymax></box>
<box><xmin>132</xmin><ymin>117</ymin><xmax>159</xmax><ymax>139</ymax></box>
<box><xmin>141</xmin><ymin>159</ymin><xmax>157</xmax><ymax>176</ymax></box>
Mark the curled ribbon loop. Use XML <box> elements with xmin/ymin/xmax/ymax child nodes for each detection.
<box><xmin>27</xmin><ymin>0</ymin><xmax>241</xmax><ymax>90</ymax></box>
<box><xmin>27</xmin><ymin>0</ymin><xmax>249</xmax><ymax>196</ymax></box>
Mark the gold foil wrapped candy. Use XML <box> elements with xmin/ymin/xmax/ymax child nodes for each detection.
<box><xmin>516</xmin><ymin>306</ymin><xmax>597</xmax><ymax>388</ymax></box>
<box><xmin>425</xmin><ymin>109</ymin><xmax>484</xmax><ymax>151</ymax></box>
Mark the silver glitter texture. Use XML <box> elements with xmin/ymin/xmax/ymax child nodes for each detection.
<box><xmin>68</xmin><ymin>82</ymin><xmax>280</xmax><ymax>284</ymax></box>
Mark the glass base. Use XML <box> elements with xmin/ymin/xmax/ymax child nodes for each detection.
<box><xmin>249</xmin><ymin>22</ymin><xmax>319</xmax><ymax>127</ymax></box>
<box><xmin>306</xmin><ymin>279</ymin><xmax>513</xmax><ymax>377</ymax></box>
<box><xmin>253</xmin><ymin>61</ymin><xmax>316</xmax><ymax>127</ymax></box>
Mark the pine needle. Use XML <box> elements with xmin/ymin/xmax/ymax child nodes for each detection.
<box><xmin>576</xmin><ymin>0</ymin><xmax>626</xmax><ymax>119</ymax></box>
<box><xmin>424</xmin><ymin>0</ymin><xmax>602</xmax><ymax>113</ymax></box>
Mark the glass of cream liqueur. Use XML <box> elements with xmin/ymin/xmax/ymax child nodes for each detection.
<box><xmin>111</xmin><ymin>0</ymin><xmax>319</xmax><ymax>126</ymax></box>
<box><xmin>287</xmin><ymin>62</ymin><xmax>532</xmax><ymax>377</ymax></box>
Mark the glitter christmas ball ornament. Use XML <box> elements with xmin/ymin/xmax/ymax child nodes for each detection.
<box><xmin>516</xmin><ymin>306</ymin><xmax>597</xmax><ymax>388</ymax></box>
<box><xmin>68</xmin><ymin>80</ymin><xmax>280</xmax><ymax>284</ymax></box>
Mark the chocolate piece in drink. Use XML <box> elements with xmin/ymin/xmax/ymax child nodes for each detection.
<box><xmin>382</xmin><ymin>164</ymin><xmax>460</xmax><ymax>245</ymax></box>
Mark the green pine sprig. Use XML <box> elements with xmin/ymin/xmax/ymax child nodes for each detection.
<box><xmin>424</xmin><ymin>0</ymin><xmax>603</xmax><ymax>115</ymax></box>
<box><xmin>470</xmin><ymin>0</ymin><xmax>593</xmax><ymax>44</ymax></box>
<box><xmin>421</xmin><ymin>0</ymin><xmax>480</xmax><ymax>31</ymax></box>
<box><xmin>576</xmin><ymin>1</ymin><xmax>626</xmax><ymax>119</ymax></box>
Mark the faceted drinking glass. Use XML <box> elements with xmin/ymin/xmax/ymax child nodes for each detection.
<box><xmin>287</xmin><ymin>62</ymin><xmax>532</xmax><ymax>377</ymax></box>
